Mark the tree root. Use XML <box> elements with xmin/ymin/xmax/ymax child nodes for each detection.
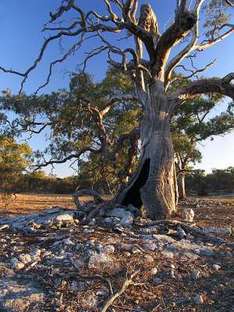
<box><xmin>134</xmin><ymin>220</ymin><xmax>234</xmax><ymax>248</ymax></box>
<box><xmin>73</xmin><ymin>188</ymin><xmax>103</xmax><ymax>209</ymax></box>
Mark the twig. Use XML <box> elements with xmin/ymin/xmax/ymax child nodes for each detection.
<box><xmin>101</xmin><ymin>271</ymin><xmax>138</xmax><ymax>312</ymax></box>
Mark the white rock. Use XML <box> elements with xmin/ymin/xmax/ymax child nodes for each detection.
<box><xmin>11</xmin><ymin>258</ymin><xmax>25</xmax><ymax>270</ymax></box>
<box><xmin>107</xmin><ymin>208</ymin><xmax>134</xmax><ymax>226</ymax></box>
<box><xmin>213</xmin><ymin>264</ymin><xmax>221</xmax><ymax>271</ymax></box>
<box><xmin>151</xmin><ymin>267</ymin><xmax>158</xmax><ymax>275</ymax></box>
<box><xmin>182</xmin><ymin>208</ymin><xmax>195</xmax><ymax>222</ymax></box>
<box><xmin>88</xmin><ymin>251</ymin><xmax>113</xmax><ymax>272</ymax></box>
<box><xmin>54</xmin><ymin>213</ymin><xmax>74</xmax><ymax>224</ymax></box>
<box><xmin>0</xmin><ymin>224</ymin><xmax>9</xmax><ymax>231</ymax></box>
<box><xmin>102</xmin><ymin>245</ymin><xmax>115</xmax><ymax>254</ymax></box>
<box><xmin>18</xmin><ymin>254</ymin><xmax>32</xmax><ymax>264</ymax></box>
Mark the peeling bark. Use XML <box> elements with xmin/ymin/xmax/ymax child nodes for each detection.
<box><xmin>116</xmin><ymin>81</ymin><xmax>177</xmax><ymax>219</ymax></box>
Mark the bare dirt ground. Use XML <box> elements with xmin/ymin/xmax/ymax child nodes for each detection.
<box><xmin>0</xmin><ymin>193</ymin><xmax>76</xmax><ymax>214</ymax></box>
<box><xmin>0</xmin><ymin>194</ymin><xmax>233</xmax><ymax>312</ymax></box>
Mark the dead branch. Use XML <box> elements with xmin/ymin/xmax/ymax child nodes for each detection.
<box><xmin>153</xmin><ymin>2</ymin><xmax>199</xmax><ymax>78</ymax></box>
<box><xmin>33</xmin><ymin>147</ymin><xmax>99</xmax><ymax>170</ymax></box>
<box><xmin>196</xmin><ymin>24</ymin><xmax>234</xmax><ymax>51</ymax></box>
<box><xmin>35</xmin><ymin>33</ymin><xmax>96</xmax><ymax>94</ymax></box>
<box><xmin>172</xmin><ymin>59</ymin><xmax>216</xmax><ymax>82</ymax></box>
<box><xmin>73</xmin><ymin>188</ymin><xmax>103</xmax><ymax>209</ymax></box>
<box><xmin>101</xmin><ymin>271</ymin><xmax>138</xmax><ymax>312</ymax></box>
<box><xmin>225</xmin><ymin>0</ymin><xmax>234</xmax><ymax>6</ymax></box>
<box><xmin>173</xmin><ymin>73</ymin><xmax>234</xmax><ymax>100</ymax></box>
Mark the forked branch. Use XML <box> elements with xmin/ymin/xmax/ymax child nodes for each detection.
<box><xmin>174</xmin><ymin>73</ymin><xmax>234</xmax><ymax>100</ymax></box>
<box><xmin>101</xmin><ymin>271</ymin><xmax>138</xmax><ymax>312</ymax></box>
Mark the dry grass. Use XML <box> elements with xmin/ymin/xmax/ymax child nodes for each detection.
<box><xmin>0</xmin><ymin>193</ymin><xmax>79</xmax><ymax>215</ymax></box>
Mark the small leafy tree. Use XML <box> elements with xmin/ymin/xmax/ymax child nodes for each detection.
<box><xmin>173</xmin><ymin>132</ymin><xmax>202</xmax><ymax>199</ymax></box>
<box><xmin>0</xmin><ymin>70</ymin><xmax>139</xmax><ymax>190</ymax></box>
<box><xmin>0</xmin><ymin>135</ymin><xmax>32</xmax><ymax>207</ymax></box>
<box><xmin>172</xmin><ymin>97</ymin><xmax>234</xmax><ymax>199</ymax></box>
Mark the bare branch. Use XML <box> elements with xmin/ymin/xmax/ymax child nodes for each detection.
<box><xmin>225</xmin><ymin>0</ymin><xmax>234</xmax><ymax>7</ymax></box>
<box><xmin>35</xmin><ymin>34</ymin><xmax>90</xmax><ymax>94</ymax></box>
<box><xmin>48</xmin><ymin>0</ymin><xmax>74</xmax><ymax>23</ymax></box>
<box><xmin>196</xmin><ymin>24</ymin><xmax>234</xmax><ymax>51</ymax></box>
<box><xmin>73</xmin><ymin>188</ymin><xmax>103</xmax><ymax>209</ymax></box>
<box><xmin>164</xmin><ymin>27</ymin><xmax>198</xmax><ymax>88</ymax></box>
<box><xmin>33</xmin><ymin>147</ymin><xmax>99</xmax><ymax>170</ymax></box>
<box><xmin>171</xmin><ymin>59</ymin><xmax>216</xmax><ymax>84</ymax></box>
<box><xmin>153</xmin><ymin>5</ymin><xmax>197</xmax><ymax>78</ymax></box>
<box><xmin>81</xmin><ymin>45</ymin><xmax>108</xmax><ymax>73</ymax></box>
<box><xmin>43</xmin><ymin>21</ymin><xmax>80</xmax><ymax>32</ymax></box>
<box><xmin>173</xmin><ymin>73</ymin><xmax>234</xmax><ymax>100</ymax></box>
<box><xmin>101</xmin><ymin>271</ymin><xmax>138</xmax><ymax>312</ymax></box>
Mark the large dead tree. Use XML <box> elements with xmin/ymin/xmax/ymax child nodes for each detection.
<box><xmin>1</xmin><ymin>0</ymin><xmax>234</xmax><ymax>219</ymax></box>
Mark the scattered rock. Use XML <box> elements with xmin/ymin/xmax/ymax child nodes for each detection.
<box><xmin>177</xmin><ymin>225</ymin><xmax>187</xmax><ymax>239</ymax></box>
<box><xmin>151</xmin><ymin>267</ymin><xmax>158</xmax><ymax>275</ymax></box>
<box><xmin>0</xmin><ymin>198</ymin><xmax>233</xmax><ymax>311</ymax></box>
<box><xmin>152</xmin><ymin>277</ymin><xmax>162</xmax><ymax>285</ymax></box>
<box><xmin>88</xmin><ymin>251</ymin><xmax>114</xmax><ymax>273</ymax></box>
<box><xmin>182</xmin><ymin>208</ymin><xmax>195</xmax><ymax>222</ymax></box>
<box><xmin>213</xmin><ymin>264</ymin><xmax>221</xmax><ymax>271</ymax></box>
<box><xmin>106</xmin><ymin>208</ymin><xmax>134</xmax><ymax>226</ymax></box>
<box><xmin>194</xmin><ymin>293</ymin><xmax>204</xmax><ymax>304</ymax></box>
<box><xmin>18</xmin><ymin>254</ymin><xmax>32</xmax><ymax>265</ymax></box>
<box><xmin>10</xmin><ymin>258</ymin><xmax>25</xmax><ymax>270</ymax></box>
<box><xmin>0</xmin><ymin>278</ymin><xmax>44</xmax><ymax>312</ymax></box>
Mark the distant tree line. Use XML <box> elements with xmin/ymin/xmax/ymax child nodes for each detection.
<box><xmin>186</xmin><ymin>167</ymin><xmax>234</xmax><ymax>196</ymax></box>
<box><xmin>1</xmin><ymin>166</ymin><xmax>234</xmax><ymax>197</ymax></box>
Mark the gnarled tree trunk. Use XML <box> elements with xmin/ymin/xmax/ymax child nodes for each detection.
<box><xmin>115</xmin><ymin>81</ymin><xmax>177</xmax><ymax>219</ymax></box>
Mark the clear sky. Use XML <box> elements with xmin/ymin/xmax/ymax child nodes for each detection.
<box><xmin>0</xmin><ymin>0</ymin><xmax>233</xmax><ymax>177</ymax></box>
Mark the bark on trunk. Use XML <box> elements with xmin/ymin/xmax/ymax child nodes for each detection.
<box><xmin>174</xmin><ymin>164</ymin><xmax>179</xmax><ymax>205</ymax></box>
<box><xmin>178</xmin><ymin>173</ymin><xmax>186</xmax><ymax>200</ymax></box>
<box><xmin>115</xmin><ymin>81</ymin><xmax>177</xmax><ymax>219</ymax></box>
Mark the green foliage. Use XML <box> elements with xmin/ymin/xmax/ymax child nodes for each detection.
<box><xmin>187</xmin><ymin>167</ymin><xmax>234</xmax><ymax>195</ymax></box>
<box><xmin>173</xmin><ymin>132</ymin><xmax>202</xmax><ymax>169</ymax></box>
<box><xmin>203</xmin><ymin>0</ymin><xmax>231</xmax><ymax>39</ymax></box>
<box><xmin>172</xmin><ymin>95</ymin><xmax>234</xmax><ymax>175</ymax></box>
<box><xmin>0</xmin><ymin>135</ymin><xmax>32</xmax><ymax>197</ymax></box>
<box><xmin>0</xmin><ymin>69</ymin><xmax>139</xmax><ymax>191</ymax></box>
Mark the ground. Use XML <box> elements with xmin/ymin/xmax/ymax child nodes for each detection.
<box><xmin>0</xmin><ymin>194</ymin><xmax>233</xmax><ymax>312</ymax></box>
<box><xmin>0</xmin><ymin>193</ymin><xmax>76</xmax><ymax>214</ymax></box>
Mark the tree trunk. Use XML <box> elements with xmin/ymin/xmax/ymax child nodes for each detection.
<box><xmin>174</xmin><ymin>164</ymin><xmax>179</xmax><ymax>205</ymax></box>
<box><xmin>178</xmin><ymin>173</ymin><xmax>186</xmax><ymax>199</ymax></box>
<box><xmin>115</xmin><ymin>81</ymin><xmax>177</xmax><ymax>219</ymax></box>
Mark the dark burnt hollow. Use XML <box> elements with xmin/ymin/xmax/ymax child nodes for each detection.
<box><xmin>122</xmin><ymin>158</ymin><xmax>150</xmax><ymax>209</ymax></box>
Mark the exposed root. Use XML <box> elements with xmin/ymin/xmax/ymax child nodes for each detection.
<box><xmin>73</xmin><ymin>188</ymin><xmax>103</xmax><ymax>209</ymax></box>
<box><xmin>134</xmin><ymin>220</ymin><xmax>234</xmax><ymax>248</ymax></box>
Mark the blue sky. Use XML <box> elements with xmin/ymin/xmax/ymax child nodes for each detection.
<box><xmin>0</xmin><ymin>0</ymin><xmax>234</xmax><ymax>177</ymax></box>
